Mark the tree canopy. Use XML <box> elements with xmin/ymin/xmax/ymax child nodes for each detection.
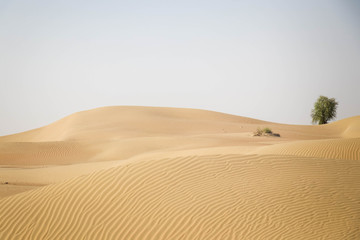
<box><xmin>311</xmin><ymin>96</ymin><xmax>338</xmax><ymax>125</ymax></box>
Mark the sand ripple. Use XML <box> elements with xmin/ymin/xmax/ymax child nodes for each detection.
<box><xmin>256</xmin><ymin>138</ymin><xmax>360</xmax><ymax>160</ymax></box>
<box><xmin>0</xmin><ymin>154</ymin><xmax>359</xmax><ymax>239</ymax></box>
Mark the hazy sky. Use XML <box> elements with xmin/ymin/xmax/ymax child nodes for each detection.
<box><xmin>1</xmin><ymin>0</ymin><xmax>359</xmax><ymax>135</ymax></box>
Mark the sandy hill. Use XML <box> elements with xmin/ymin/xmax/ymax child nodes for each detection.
<box><xmin>0</xmin><ymin>106</ymin><xmax>268</xmax><ymax>142</ymax></box>
<box><xmin>0</xmin><ymin>106</ymin><xmax>346</xmax><ymax>166</ymax></box>
<box><xmin>0</xmin><ymin>106</ymin><xmax>348</xmax><ymax>142</ymax></box>
<box><xmin>0</xmin><ymin>106</ymin><xmax>359</xmax><ymax>239</ymax></box>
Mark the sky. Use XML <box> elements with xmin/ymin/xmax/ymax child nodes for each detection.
<box><xmin>1</xmin><ymin>0</ymin><xmax>359</xmax><ymax>135</ymax></box>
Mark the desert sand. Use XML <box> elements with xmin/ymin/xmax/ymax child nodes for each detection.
<box><xmin>0</xmin><ymin>106</ymin><xmax>359</xmax><ymax>239</ymax></box>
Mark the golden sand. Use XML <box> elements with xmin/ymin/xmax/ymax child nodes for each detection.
<box><xmin>0</xmin><ymin>106</ymin><xmax>359</xmax><ymax>239</ymax></box>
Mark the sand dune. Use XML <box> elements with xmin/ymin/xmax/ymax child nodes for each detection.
<box><xmin>0</xmin><ymin>141</ymin><xmax>97</xmax><ymax>166</ymax></box>
<box><xmin>0</xmin><ymin>106</ymin><xmax>341</xmax><ymax>143</ymax></box>
<box><xmin>0</xmin><ymin>106</ymin><xmax>268</xmax><ymax>142</ymax></box>
<box><xmin>0</xmin><ymin>106</ymin><xmax>359</xmax><ymax>239</ymax></box>
<box><xmin>329</xmin><ymin>116</ymin><xmax>360</xmax><ymax>138</ymax></box>
<box><xmin>256</xmin><ymin>138</ymin><xmax>360</xmax><ymax>160</ymax></box>
<box><xmin>0</xmin><ymin>154</ymin><xmax>359</xmax><ymax>239</ymax></box>
<box><xmin>0</xmin><ymin>106</ymin><xmax>345</xmax><ymax>167</ymax></box>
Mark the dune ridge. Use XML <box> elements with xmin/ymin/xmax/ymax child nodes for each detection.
<box><xmin>0</xmin><ymin>106</ymin><xmax>347</xmax><ymax>143</ymax></box>
<box><xmin>328</xmin><ymin>116</ymin><xmax>360</xmax><ymax>138</ymax></box>
<box><xmin>0</xmin><ymin>106</ymin><xmax>269</xmax><ymax>142</ymax></box>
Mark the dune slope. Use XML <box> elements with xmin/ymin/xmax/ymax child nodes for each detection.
<box><xmin>0</xmin><ymin>154</ymin><xmax>359</xmax><ymax>240</ymax></box>
<box><xmin>256</xmin><ymin>138</ymin><xmax>360</xmax><ymax>160</ymax></box>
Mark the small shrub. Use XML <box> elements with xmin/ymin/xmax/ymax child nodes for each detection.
<box><xmin>254</xmin><ymin>128</ymin><xmax>264</xmax><ymax>136</ymax></box>
<box><xmin>253</xmin><ymin>127</ymin><xmax>279</xmax><ymax>137</ymax></box>
<box><xmin>263</xmin><ymin>128</ymin><xmax>272</xmax><ymax>134</ymax></box>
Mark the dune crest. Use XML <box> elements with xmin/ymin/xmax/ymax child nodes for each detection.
<box><xmin>0</xmin><ymin>106</ymin><xmax>269</xmax><ymax>142</ymax></box>
<box><xmin>329</xmin><ymin>116</ymin><xmax>360</xmax><ymax>138</ymax></box>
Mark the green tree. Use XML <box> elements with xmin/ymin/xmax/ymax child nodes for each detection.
<box><xmin>311</xmin><ymin>95</ymin><xmax>338</xmax><ymax>125</ymax></box>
